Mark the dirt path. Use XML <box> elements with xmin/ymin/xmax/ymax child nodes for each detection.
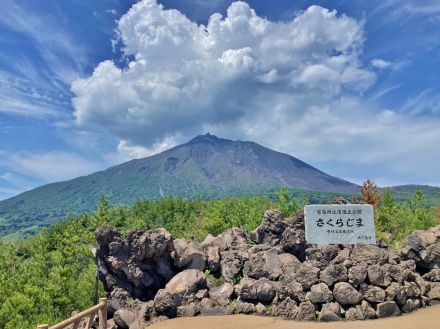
<box><xmin>149</xmin><ymin>305</ymin><xmax>440</xmax><ymax>329</ymax></box>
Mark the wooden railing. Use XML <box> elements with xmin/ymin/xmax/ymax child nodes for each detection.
<box><xmin>37</xmin><ymin>298</ymin><xmax>107</xmax><ymax>329</ymax></box>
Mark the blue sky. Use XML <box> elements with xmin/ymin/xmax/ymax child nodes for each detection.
<box><xmin>0</xmin><ymin>0</ymin><xmax>439</xmax><ymax>200</ymax></box>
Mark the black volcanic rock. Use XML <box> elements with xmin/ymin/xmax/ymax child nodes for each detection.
<box><xmin>94</xmin><ymin>212</ymin><xmax>440</xmax><ymax>325</ymax></box>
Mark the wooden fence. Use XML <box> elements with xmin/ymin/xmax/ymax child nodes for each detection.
<box><xmin>37</xmin><ymin>298</ymin><xmax>107</xmax><ymax>329</ymax></box>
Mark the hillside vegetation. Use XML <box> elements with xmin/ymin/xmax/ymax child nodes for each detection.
<box><xmin>0</xmin><ymin>187</ymin><xmax>346</xmax><ymax>240</ymax></box>
<box><xmin>2</xmin><ymin>185</ymin><xmax>439</xmax><ymax>241</ymax></box>
<box><xmin>0</xmin><ymin>187</ymin><xmax>438</xmax><ymax>328</ymax></box>
<box><xmin>0</xmin><ymin>134</ymin><xmax>360</xmax><ymax>239</ymax></box>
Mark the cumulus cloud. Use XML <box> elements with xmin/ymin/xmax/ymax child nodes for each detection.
<box><xmin>71</xmin><ymin>1</ymin><xmax>374</xmax><ymax>147</ymax></box>
<box><xmin>202</xmin><ymin>95</ymin><xmax>440</xmax><ymax>186</ymax></box>
<box><xmin>70</xmin><ymin>0</ymin><xmax>440</xmax><ymax>186</ymax></box>
<box><xmin>114</xmin><ymin>136</ymin><xmax>177</xmax><ymax>161</ymax></box>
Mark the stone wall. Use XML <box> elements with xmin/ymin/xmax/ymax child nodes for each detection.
<box><xmin>93</xmin><ymin>210</ymin><xmax>440</xmax><ymax>329</ymax></box>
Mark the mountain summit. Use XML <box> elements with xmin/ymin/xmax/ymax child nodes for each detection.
<box><xmin>106</xmin><ymin>133</ymin><xmax>358</xmax><ymax>197</ymax></box>
<box><xmin>159</xmin><ymin>133</ymin><xmax>357</xmax><ymax>192</ymax></box>
<box><xmin>0</xmin><ymin>134</ymin><xmax>358</xmax><ymax>237</ymax></box>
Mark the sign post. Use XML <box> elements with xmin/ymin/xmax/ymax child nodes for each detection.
<box><xmin>304</xmin><ymin>204</ymin><xmax>376</xmax><ymax>246</ymax></box>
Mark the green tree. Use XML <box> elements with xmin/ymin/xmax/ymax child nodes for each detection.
<box><xmin>92</xmin><ymin>195</ymin><xmax>110</xmax><ymax>226</ymax></box>
<box><xmin>375</xmin><ymin>188</ymin><xmax>395</xmax><ymax>241</ymax></box>
<box><xmin>375</xmin><ymin>188</ymin><xmax>437</xmax><ymax>247</ymax></box>
<box><xmin>276</xmin><ymin>187</ymin><xmax>306</xmax><ymax>217</ymax></box>
<box><xmin>199</xmin><ymin>203</ymin><xmax>228</xmax><ymax>237</ymax></box>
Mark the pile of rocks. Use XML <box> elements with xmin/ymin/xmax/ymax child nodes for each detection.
<box><xmin>93</xmin><ymin>210</ymin><xmax>440</xmax><ymax>328</ymax></box>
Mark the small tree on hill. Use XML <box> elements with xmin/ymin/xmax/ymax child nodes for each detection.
<box><xmin>93</xmin><ymin>195</ymin><xmax>110</xmax><ymax>225</ymax></box>
<box><xmin>361</xmin><ymin>179</ymin><xmax>381</xmax><ymax>209</ymax></box>
<box><xmin>276</xmin><ymin>187</ymin><xmax>306</xmax><ymax>217</ymax></box>
<box><xmin>375</xmin><ymin>188</ymin><xmax>395</xmax><ymax>238</ymax></box>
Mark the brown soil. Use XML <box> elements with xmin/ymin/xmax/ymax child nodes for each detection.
<box><xmin>149</xmin><ymin>304</ymin><xmax>440</xmax><ymax>329</ymax></box>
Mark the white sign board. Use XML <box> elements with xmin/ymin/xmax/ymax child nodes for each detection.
<box><xmin>304</xmin><ymin>204</ymin><xmax>376</xmax><ymax>245</ymax></box>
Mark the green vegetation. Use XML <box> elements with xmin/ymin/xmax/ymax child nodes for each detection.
<box><xmin>0</xmin><ymin>185</ymin><xmax>352</xmax><ymax>239</ymax></box>
<box><xmin>0</xmin><ymin>187</ymin><xmax>438</xmax><ymax>328</ymax></box>
<box><xmin>0</xmin><ymin>218</ymin><xmax>99</xmax><ymax>329</ymax></box>
<box><xmin>0</xmin><ymin>195</ymin><xmax>274</xmax><ymax>329</ymax></box>
<box><xmin>276</xmin><ymin>186</ymin><xmax>308</xmax><ymax>217</ymax></box>
<box><xmin>375</xmin><ymin>188</ymin><xmax>439</xmax><ymax>247</ymax></box>
<box><xmin>3</xmin><ymin>183</ymin><xmax>438</xmax><ymax>240</ymax></box>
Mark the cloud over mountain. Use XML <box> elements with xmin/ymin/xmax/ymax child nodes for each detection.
<box><xmin>70</xmin><ymin>0</ymin><xmax>440</xmax><ymax>187</ymax></box>
<box><xmin>71</xmin><ymin>1</ymin><xmax>374</xmax><ymax>146</ymax></box>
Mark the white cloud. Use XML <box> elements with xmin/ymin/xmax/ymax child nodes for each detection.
<box><xmin>72</xmin><ymin>1</ymin><xmax>374</xmax><ymax>147</ymax></box>
<box><xmin>401</xmin><ymin>89</ymin><xmax>440</xmax><ymax>116</ymax></box>
<box><xmin>105</xmin><ymin>135</ymin><xmax>180</xmax><ymax>165</ymax></box>
<box><xmin>1</xmin><ymin>151</ymin><xmax>100</xmax><ymax>183</ymax></box>
<box><xmin>0</xmin><ymin>0</ymin><xmax>87</xmax><ymax>118</ymax></box>
<box><xmin>0</xmin><ymin>0</ymin><xmax>87</xmax><ymax>84</ymax></box>
<box><xmin>0</xmin><ymin>70</ymin><xmax>69</xmax><ymax>118</ymax></box>
<box><xmin>371</xmin><ymin>58</ymin><xmax>392</xmax><ymax>69</ymax></box>
<box><xmin>369</xmin><ymin>83</ymin><xmax>403</xmax><ymax>101</ymax></box>
<box><xmin>106</xmin><ymin>9</ymin><xmax>118</xmax><ymax>16</ymax></box>
<box><xmin>203</xmin><ymin>96</ymin><xmax>440</xmax><ymax>186</ymax></box>
<box><xmin>69</xmin><ymin>0</ymin><xmax>440</xmax><ymax>186</ymax></box>
<box><xmin>379</xmin><ymin>0</ymin><xmax>440</xmax><ymax>18</ymax></box>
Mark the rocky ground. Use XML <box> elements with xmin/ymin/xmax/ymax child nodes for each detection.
<box><xmin>93</xmin><ymin>208</ymin><xmax>440</xmax><ymax>329</ymax></box>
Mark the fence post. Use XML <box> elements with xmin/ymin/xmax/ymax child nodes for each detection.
<box><xmin>98</xmin><ymin>298</ymin><xmax>107</xmax><ymax>329</ymax></box>
<box><xmin>37</xmin><ymin>325</ymin><xmax>49</xmax><ymax>329</ymax></box>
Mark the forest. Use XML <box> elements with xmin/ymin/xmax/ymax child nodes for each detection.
<box><xmin>0</xmin><ymin>184</ymin><xmax>439</xmax><ymax>329</ymax></box>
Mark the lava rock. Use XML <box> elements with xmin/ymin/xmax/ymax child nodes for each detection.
<box><xmin>256</xmin><ymin>278</ymin><xmax>276</xmax><ymax>303</ymax></box>
<box><xmin>236</xmin><ymin>301</ymin><xmax>256</xmax><ymax>314</ymax></box>
<box><xmin>172</xmin><ymin>240</ymin><xmax>205</xmax><ymax>271</ymax></box>
<box><xmin>345</xmin><ymin>301</ymin><xmax>376</xmax><ymax>320</ymax></box>
<box><xmin>350</xmin><ymin>245</ymin><xmax>389</xmax><ymax>265</ymax></box>
<box><xmin>423</xmin><ymin>269</ymin><xmax>440</xmax><ymax>282</ymax></box>
<box><xmin>376</xmin><ymin>301</ymin><xmax>401</xmax><ymax>318</ymax></box>
<box><xmin>250</xmin><ymin>209</ymin><xmax>287</xmax><ymax>246</ymax></box>
<box><xmin>220</xmin><ymin>253</ymin><xmax>242</xmax><ymax>281</ymax></box>
<box><xmin>360</xmin><ymin>284</ymin><xmax>386</xmax><ymax>303</ymax></box>
<box><xmin>113</xmin><ymin>309</ymin><xmax>136</xmax><ymax>329</ymax></box>
<box><xmin>272</xmin><ymin>297</ymin><xmax>298</xmax><ymax>319</ymax></box>
<box><xmin>320</xmin><ymin>264</ymin><xmax>347</xmax><ymax>287</ymax></box>
<box><xmin>428</xmin><ymin>282</ymin><xmax>440</xmax><ymax>300</ymax></box>
<box><xmin>165</xmin><ymin>269</ymin><xmax>206</xmax><ymax>297</ymax></box>
<box><xmin>293</xmin><ymin>263</ymin><xmax>320</xmax><ymax>290</ymax></box>
<box><xmin>310</xmin><ymin>283</ymin><xmax>333</xmax><ymax>303</ymax></box>
<box><xmin>295</xmin><ymin>302</ymin><xmax>316</xmax><ymax>321</ymax></box>
<box><xmin>234</xmin><ymin>278</ymin><xmax>258</xmax><ymax>301</ymax></box>
<box><xmin>209</xmin><ymin>283</ymin><xmax>234</xmax><ymax>306</ymax></box>
<box><xmin>207</xmin><ymin>246</ymin><xmax>220</xmax><ymax>272</ymax></box>
<box><xmin>318</xmin><ymin>307</ymin><xmax>341</xmax><ymax>322</ymax></box>
<box><xmin>368</xmin><ymin>264</ymin><xmax>392</xmax><ymax>287</ymax></box>
<box><xmin>348</xmin><ymin>262</ymin><xmax>368</xmax><ymax>286</ymax></box>
<box><xmin>333</xmin><ymin>282</ymin><xmax>363</xmax><ymax>305</ymax></box>
<box><xmin>154</xmin><ymin>289</ymin><xmax>182</xmax><ymax>317</ymax></box>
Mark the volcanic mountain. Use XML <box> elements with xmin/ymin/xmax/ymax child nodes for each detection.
<box><xmin>0</xmin><ymin>134</ymin><xmax>359</xmax><ymax>237</ymax></box>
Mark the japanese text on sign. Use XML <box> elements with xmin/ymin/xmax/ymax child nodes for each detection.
<box><xmin>304</xmin><ymin>204</ymin><xmax>376</xmax><ymax>245</ymax></box>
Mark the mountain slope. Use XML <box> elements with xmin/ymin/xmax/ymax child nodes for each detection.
<box><xmin>1</xmin><ymin>134</ymin><xmax>360</xmax><ymax>237</ymax></box>
<box><xmin>383</xmin><ymin>185</ymin><xmax>440</xmax><ymax>202</ymax></box>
